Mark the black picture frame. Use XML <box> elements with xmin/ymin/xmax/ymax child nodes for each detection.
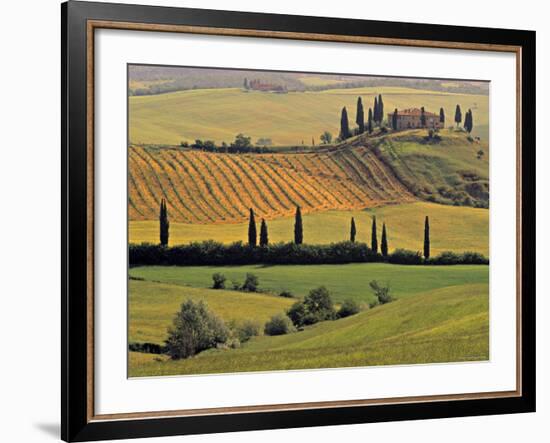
<box><xmin>62</xmin><ymin>1</ymin><xmax>536</xmax><ymax>441</ymax></box>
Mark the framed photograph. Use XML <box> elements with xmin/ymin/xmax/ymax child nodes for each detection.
<box><xmin>62</xmin><ymin>1</ymin><xmax>535</xmax><ymax>441</ymax></box>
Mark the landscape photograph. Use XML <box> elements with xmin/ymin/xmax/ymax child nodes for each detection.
<box><xmin>127</xmin><ymin>65</ymin><xmax>490</xmax><ymax>378</ymax></box>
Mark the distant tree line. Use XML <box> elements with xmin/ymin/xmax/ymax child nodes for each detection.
<box><xmin>129</xmin><ymin>242</ymin><xmax>487</xmax><ymax>267</ymax></box>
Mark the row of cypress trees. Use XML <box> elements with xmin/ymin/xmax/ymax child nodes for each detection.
<box><xmin>454</xmin><ymin>105</ymin><xmax>474</xmax><ymax>133</ymax></box>
<box><xmin>340</xmin><ymin>94</ymin><xmax>385</xmax><ymax>140</ymax></box>
<box><xmin>247</xmin><ymin>206</ymin><xmax>303</xmax><ymax>246</ymax></box>
<box><xmin>161</xmin><ymin>199</ymin><xmax>431</xmax><ymax>259</ymax></box>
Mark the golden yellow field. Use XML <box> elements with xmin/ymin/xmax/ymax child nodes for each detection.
<box><xmin>129</xmin><ymin>86</ymin><xmax>489</xmax><ymax>145</ymax></box>
<box><xmin>129</xmin><ymin>143</ymin><xmax>414</xmax><ymax>224</ymax></box>
<box><xmin>129</xmin><ymin>201</ymin><xmax>489</xmax><ymax>256</ymax></box>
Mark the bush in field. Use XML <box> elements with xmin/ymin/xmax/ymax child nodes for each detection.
<box><xmin>287</xmin><ymin>301</ymin><xmax>309</xmax><ymax>328</ymax></box>
<box><xmin>369</xmin><ymin>280</ymin><xmax>393</xmax><ymax>305</ymax></box>
<box><xmin>236</xmin><ymin>320</ymin><xmax>261</xmax><ymax>343</ymax></box>
<box><xmin>427</xmin><ymin>251</ymin><xmax>488</xmax><ymax>265</ymax></box>
<box><xmin>129</xmin><ymin>342</ymin><xmax>165</xmax><ymax>354</ymax></box>
<box><xmin>338</xmin><ymin>299</ymin><xmax>361</xmax><ymax>318</ymax></box>
<box><xmin>459</xmin><ymin>251</ymin><xmax>489</xmax><ymax>264</ymax></box>
<box><xmin>212</xmin><ymin>273</ymin><xmax>226</xmax><ymax>289</ymax></box>
<box><xmin>165</xmin><ymin>300</ymin><xmax>229</xmax><ymax>360</ymax></box>
<box><xmin>388</xmin><ymin>248</ymin><xmax>423</xmax><ymax>265</ymax></box>
<box><xmin>304</xmin><ymin>286</ymin><xmax>337</xmax><ymax>321</ymax></box>
<box><xmin>264</xmin><ymin>314</ymin><xmax>295</xmax><ymax>336</ymax></box>
<box><xmin>231</xmin><ymin>280</ymin><xmax>241</xmax><ymax>290</ymax></box>
<box><xmin>278</xmin><ymin>290</ymin><xmax>294</xmax><ymax>298</ymax></box>
<box><xmin>287</xmin><ymin>286</ymin><xmax>336</xmax><ymax>327</ymax></box>
<box><xmin>242</xmin><ymin>273</ymin><xmax>259</xmax><ymax>292</ymax></box>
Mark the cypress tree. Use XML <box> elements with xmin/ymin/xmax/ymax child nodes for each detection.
<box><xmin>159</xmin><ymin>198</ymin><xmax>169</xmax><ymax>246</ymax></box>
<box><xmin>350</xmin><ymin>217</ymin><xmax>357</xmax><ymax>243</ymax></box>
<box><xmin>373</xmin><ymin>96</ymin><xmax>379</xmax><ymax>124</ymax></box>
<box><xmin>381</xmin><ymin>222</ymin><xmax>388</xmax><ymax>257</ymax></box>
<box><xmin>392</xmin><ymin>108</ymin><xmax>398</xmax><ymax>130</ymax></box>
<box><xmin>259</xmin><ymin>218</ymin><xmax>269</xmax><ymax>247</ymax></box>
<box><xmin>378</xmin><ymin>94</ymin><xmax>384</xmax><ymax>125</ymax></box>
<box><xmin>439</xmin><ymin>107</ymin><xmax>445</xmax><ymax>124</ymax></box>
<box><xmin>420</xmin><ymin>106</ymin><xmax>426</xmax><ymax>128</ymax></box>
<box><xmin>356</xmin><ymin>97</ymin><xmax>365</xmax><ymax>133</ymax></box>
<box><xmin>339</xmin><ymin>107</ymin><xmax>351</xmax><ymax>140</ymax></box>
<box><xmin>423</xmin><ymin>216</ymin><xmax>430</xmax><ymax>260</ymax></box>
<box><xmin>465</xmin><ymin>109</ymin><xmax>473</xmax><ymax>133</ymax></box>
<box><xmin>248</xmin><ymin>208</ymin><xmax>257</xmax><ymax>246</ymax></box>
<box><xmin>371</xmin><ymin>216</ymin><xmax>378</xmax><ymax>253</ymax></box>
<box><xmin>294</xmin><ymin>206</ymin><xmax>303</xmax><ymax>245</ymax></box>
<box><xmin>454</xmin><ymin>104</ymin><xmax>462</xmax><ymax>128</ymax></box>
<box><xmin>367</xmin><ymin>108</ymin><xmax>373</xmax><ymax>134</ymax></box>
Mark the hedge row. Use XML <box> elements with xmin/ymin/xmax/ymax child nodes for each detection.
<box><xmin>129</xmin><ymin>241</ymin><xmax>488</xmax><ymax>266</ymax></box>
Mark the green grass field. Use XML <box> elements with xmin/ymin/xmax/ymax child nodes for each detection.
<box><xmin>129</xmin><ymin>262</ymin><xmax>488</xmax><ymax>308</ymax></box>
<box><xmin>373</xmin><ymin>130</ymin><xmax>489</xmax><ymax>205</ymax></box>
<box><xmin>129</xmin><ymin>279</ymin><xmax>294</xmax><ymax>344</ymax></box>
<box><xmin>129</xmin><ymin>201</ymin><xmax>489</xmax><ymax>256</ymax></box>
<box><xmin>129</xmin><ymin>86</ymin><xmax>488</xmax><ymax>146</ymax></box>
<box><xmin>129</xmin><ymin>282</ymin><xmax>488</xmax><ymax>376</ymax></box>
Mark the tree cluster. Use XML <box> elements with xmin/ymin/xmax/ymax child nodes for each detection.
<box><xmin>165</xmin><ymin>300</ymin><xmax>228</xmax><ymax>360</ymax></box>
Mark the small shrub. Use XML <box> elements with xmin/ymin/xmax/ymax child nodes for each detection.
<box><xmin>388</xmin><ymin>249</ymin><xmax>423</xmax><ymax>265</ymax></box>
<box><xmin>303</xmin><ymin>286</ymin><xmax>337</xmax><ymax>322</ymax></box>
<box><xmin>212</xmin><ymin>273</ymin><xmax>226</xmax><ymax>289</ymax></box>
<box><xmin>369</xmin><ymin>280</ymin><xmax>393</xmax><ymax>305</ymax></box>
<box><xmin>460</xmin><ymin>251</ymin><xmax>489</xmax><ymax>264</ymax></box>
<box><xmin>231</xmin><ymin>280</ymin><xmax>241</xmax><ymax>290</ymax></box>
<box><xmin>242</xmin><ymin>273</ymin><xmax>259</xmax><ymax>292</ymax></box>
<box><xmin>237</xmin><ymin>320</ymin><xmax>261</xmax><ymax>343</ymax></box>
<box><xmin>288</xmin><ymin>286</ymin><xmax>337</xmax><ymax>327</ymax></box>
<box><xmin>338</xmin><ymin>299</ymin><xmax>361</xmax><ymax>318</ymax></box>
<box><xmin>225</xmin><ymin>337</ymin><xmax>241</xmax><ymax>349</ymax></box>
<box><xmin>264</xmin><ymin>314</ymin><xmax>295</xmax><ymax>336</ymax></box>
<box><xmin>165</xmin><ymin>300</ymin><xmax>229</xmax><ymax>360</ymax></box>
<box><xmin>287</xmin><ymin>301</ymin><xmax>308</xmax><ymax>328</ymax></box>
<box><xmin>128</xmin><ymin>342</ymin><xmax>165</xmax><ymax>354</ymax></box>
<box><xmin>279</xmin><ymin>290</ymin><xmax>294</xmax><ymax>298</ymax></box>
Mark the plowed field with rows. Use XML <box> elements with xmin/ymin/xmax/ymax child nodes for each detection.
<box><xmin>128</xmin><ymin>145</ymin><xmax>415</xmax><ymax>224</ymax></box>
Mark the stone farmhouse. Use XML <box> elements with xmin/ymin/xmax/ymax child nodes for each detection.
<box><xmin>388</xmin><ymin>108</ymin><xmax>443</xmax><ymax>130</ymax></box>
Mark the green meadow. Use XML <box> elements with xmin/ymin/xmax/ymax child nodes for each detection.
<box><xmin>129</xmin><ymin>279</ymin><xmax>295</xmax><ymax>344</ymax></box>
<box><xmin>129</xmin><ymin>282</ymin><xmax>488</xmax><ymax>376</ymax></box>
<box><xmin>129</xmin><ymin>202</ymin><xmax>489</xmax><ymax>256</ymax></box>
<box><xmin>129</xmin><ymin>86</ymin><xmax>488</xmax><ymax>146</ymax></box>
<box><xmin>130</xmin><ymin>263</ymin><xmax>488</xmax><ymax>306</ymax></box>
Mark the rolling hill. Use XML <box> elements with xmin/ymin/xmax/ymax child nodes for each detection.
<box><xmin>129</xmin><ymin>282</ymin><xmax>489</xmax><ymax>376</ymax></box>
<box><xmin>129</xmin><ymin>279</ymin><xmax>295</xmax><ymax>345</ymax></box>
<box><xmin>129</xmin><ymin>140</ymin><xmax>415</xmax><ymax>224</ymax></box>
<box><xmin>129</xmin><ymin>263</ymin><xmax>489</xmax><ymax>310</ymax></box>
<box><xmin>129</xmin><ymin>86</ymin><xmax>489</xmax><ymax>145</ymax></box>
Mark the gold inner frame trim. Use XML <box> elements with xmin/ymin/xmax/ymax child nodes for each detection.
<box><xmin>86</xmin><ymin>19</ymin><xmax>523</xmax><ymax>423</ymax></box>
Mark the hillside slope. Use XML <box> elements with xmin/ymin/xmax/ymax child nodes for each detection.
<box><xmin>129</xmin><ymin>144</ymin><xmax>415</xmax><ymax>223</ymax></box>
<box><xmin>129</xmin><ymin>283</ymin><xmax>489</xmax><ymax>376</ymax></box>
<box><xmin>129</xmin><ymin>86</ymin><xmax>488</xmax><ymax>145</ymax></box>
<box><xmin>371</xmin><ymin>129</ymin><xmax>489</xmax><ymax>207</ymax></box>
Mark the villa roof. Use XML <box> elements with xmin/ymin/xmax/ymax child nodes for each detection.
<box><xmin>394</xmin><ymin>108</ymin><xmax>438</xmax><ymax>117</ymax></box>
